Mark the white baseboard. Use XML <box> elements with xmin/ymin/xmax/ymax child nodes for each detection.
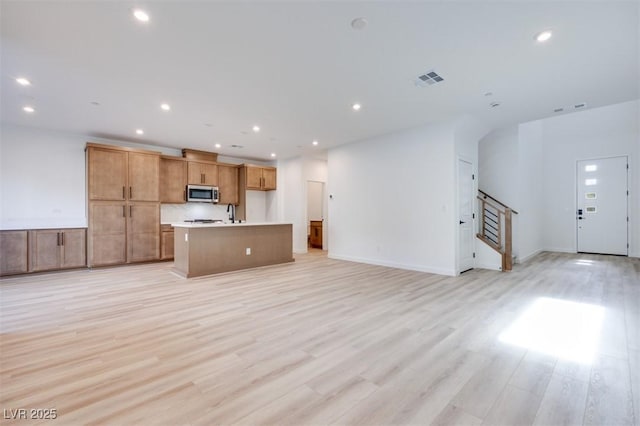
<box><xmin>474</xmin><ymin>262</ymin><xmax>502</xmax><ymax>271</ymax></box>
<box><xmin>327</xmin><ymin>253</ymin><xmax>456</xmax><ymax>276</ymax></box>
<box><xmin>518</xmin><ymin>249</ymin><xmax>544</xmax><ymax>264</ymax></box>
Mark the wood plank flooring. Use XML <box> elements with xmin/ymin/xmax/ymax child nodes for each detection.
<box><xmin>1</xmin><ymin>251</ymin><xmax>638</xmax><ymax>425</ymax></box>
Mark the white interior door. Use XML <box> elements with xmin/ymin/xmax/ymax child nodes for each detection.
<box><xmin>458</xmin><ymin>159</ymin><xmax>474</xmax><ymax>272</ymax></box>
<box><xmin>576</xmin><ymin>156</ymin><xmax>628</xmax><ymax>255</ymax></box>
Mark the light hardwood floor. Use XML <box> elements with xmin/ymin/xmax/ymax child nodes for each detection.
<box><xmin>1</xmin><ymin>251</ymin><xmax>638</xmax><ymax>425</ymax></box>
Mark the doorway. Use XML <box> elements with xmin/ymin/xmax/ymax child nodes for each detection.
<box><xmin>458</xmin><ymin>158</ymin><xmax>475</xmax><ymax>272</ymax></box>
<box><xmin>576</xmin><ymin>156</ymin><xmax>628</xmax><ymax>255</ymax></box>
<box><xmin>307</xmin><ymin>181</ymin><xmax>325</xmax><ymax>250</ymax></box>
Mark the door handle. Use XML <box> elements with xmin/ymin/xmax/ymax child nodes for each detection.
<box><xmin>459</xmin><ymin>220</ymin><xmax>466</xmax><ymax>224</ymax></box>
<box><xmin>578</xmin><ymin>216</ymin><xmax>583</xmax><ymax>220</ymax></box>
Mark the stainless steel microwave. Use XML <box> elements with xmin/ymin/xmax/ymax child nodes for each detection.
<box><xmin>186</xmin><ymin>185</ymin><xmax>219</xmax><ymax>203</ymax></box>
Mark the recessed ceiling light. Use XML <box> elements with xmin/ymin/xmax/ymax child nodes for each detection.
<box><xmin>252</xmin><ymin>125</ymin><xmax>260</xmax><ymax>132</ymax></box>
<box><xmin>90</xmin><ymin>101</ymin><xmax>101</xmax><ymax>106</ymax></box>
<box><xmin>214</xmin><ymin>143</ymin><xmax>221</xmax><ymax>148</ymax></box>
<box><xmin>535</xmin><ymin>30</ymin><xmax>552</xmax><ymax>42</ymax></box>
<box><xmin>484</xmin><ymin>92</ymin><xmax>493</xmax><ymax>97</ymax></box>
<box><xmin>312</xmin><ymin>140</ymin><xmax>319</xmax><ymax>146</ymax></box>
<box><xmin>16</xmin><ymin>77</ymin><xmax>31</xmax><ymax>86</ymax></box>
<box><xmin>133</xmin><ymin>9</ymin><xmax>150</xmax><ymax>22</ymax></box>
<box><xmin>352</xmin><ymin>103</ymin><xmax>361</xmax><ymax>111</ymax></box>
<box><xmin>270</xmin><ymin>153</ymin><xmax>276</xmax><ymax>158</ymax></box>
<box><xmin>136</xmin><ymin>129</ymin><xmax>144</xmax><ymax>135</ymax></box>
<box><xmin>351</xmin><ymin>17</ymin><xmax>368</xmax><ymax>30</ymax></box>
<box><xmin>204</xmin><ymin>123</ymin><xmax>213</xmax><ymax>127</ymax></box>
<box><xmin>23</xmin><ymin>106</ymin><xmax>35</xmax><ymax>113</ymax></box>
<box><xmin>160</xmin><ymin>103</ymin><xmax>171</xmax><ymax>111</ymax></box>
<box><xmin>489</xmin><ymin>101</ymin><xmax>501</xmax><ymax>108</ymax></box>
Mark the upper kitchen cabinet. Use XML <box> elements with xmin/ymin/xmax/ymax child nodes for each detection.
<box><xmin>244</xmin><ymin>165</ymin><xmax>277</xmax><ymax>191</ymax></box>
<box><xmin>218</xmin><ymin>164</ymin><xmax>239</xmax><ymax>205</ymax></box>
<box><xmin>160</xmin><ymin>156</ymin><xmax>187</xmax><ymax>203</ymax></box>
<box><xmin>87</xmin><ymin>143</ymin><xmax>160</xmax><ymax>202</ymax></box>
<box><xmin>88</xmin><ymin>146</ymin><xmax>127</xmax><ymax>200</ymax></box>
<box><xmin>187</xmin><ymin>161</ymin><xmax>218</xmax><ymax>186</ymax></box>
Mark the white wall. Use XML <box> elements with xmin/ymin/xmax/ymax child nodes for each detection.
<box><xmin>479</xmin><ymin>99</ymin><xmax>639</xmax><ymax>260</ymax></box>
<box><xmin>0</xmin><ymin>124</ymin><xmax>88</xmax><ymax>229</ymax></box>
<box><xmin>518</xmin><ymin>121</ymin><xmax>544</xmax><ymax>261</ymax></box>
<box><xmin>328</xmin><ymin>121</ymin><xmax>458</xmax><ymax>276</ymax></box>
<box><xmin>541</xmin><ymin>100</ymin><xmax>639</xmax><ymax>256</ymax></box>
<box><xmin>275</xmin><ymin>156</ymin><xmax>328</xmax><ymax>253</ymax></box>
<box><xmin>0</xmin><ymin>123</ymin><xmax>278</xmax><ymax>229</ymax></box>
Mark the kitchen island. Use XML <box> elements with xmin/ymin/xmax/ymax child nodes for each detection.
<box><xmin>172</xmin><ymin>222</ymin><xmax>293</xmax><ymax>278</ymax></box>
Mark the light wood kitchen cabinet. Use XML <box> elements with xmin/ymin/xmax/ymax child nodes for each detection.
<box><xmin>88</xmin><ymin>147</ymin><xmax>127</xmax><ymax>200</ymax></box>
<box><xmin>88</xmin><ymin>201</ymin><xmax>159</xmax><ymax>266</ymax></box>
<box><xmin>29</xmin><ymin>229</ymin><xmax>86</xmax><ymax>272</ymax></box>
<box><xmin>160</xmin><ymin>224</ymin><xmax>174</xmax><ymax>260</ymax></box>
<box><xmin>87</xmin><ymin>143</ymin><xmax>161</xmax><ymax>267</ymax></box>
<box><xmin>218</xmin><ymin>165</ymin><xmax>239</xmax><ymax>205</ymax></box>
<box><xmin>128</xmin><ymin>152</ymin><xmax>160</xmax><ymax>201</ymax></box>
<box><xmin>244</xmin><ymin>165</ymin><xmax>277</xmax><ymax>191</ymax></box>
<box><xmin>89</xmin><ymin>202</ymin><xmax>127</xmax><ymax>266</ymax></box>
<box><xmin>0</xmin><ymin>231</ymin><xmax>28</xmax><ymax>275</ymax></box>
<box><xmin>187</xmin><ymin>161</ymin><xmax>218</xmax><ymax>186</ymax></box>
<box><xmin>128</xmin><ymin>203</ymin><xmax>160</xmax><ymax>262</ymax></box>
<box><xmin>88</xmin><ymin>144</ymin><xmax>159</xmax><ymax>202</ymax></box>
<box><xmin>160</xmin><ymin>156</ymin><xmax>187</xmax><ymax>203</ymax></box>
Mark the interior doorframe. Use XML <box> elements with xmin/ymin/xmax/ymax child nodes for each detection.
<box><xmin>456</xmin><ymin>155</ymin><xmax>477</xmax><ymax>275</ymax></box>
<box><xmin>306</xmin><ymin>179</ymin><xmax>327</xmax><ymax>250</ymax></box>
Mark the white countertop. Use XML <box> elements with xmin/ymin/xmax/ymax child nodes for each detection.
<box><xmin>171</xmin><ymin>222</ymin><xmax>292</xmax><ymax>228</ymax></box>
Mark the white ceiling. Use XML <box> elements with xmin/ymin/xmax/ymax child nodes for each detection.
<box><xmin>1</xmin><ymin>1</ymin><xmax>638</xmax><ymax>161</ymax></box>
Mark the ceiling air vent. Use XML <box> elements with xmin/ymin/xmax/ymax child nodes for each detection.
<box><xmin>574</xmin><ymin>102</ymin><xmax>587</xmax><ymax>110</ymax></box>
<box><xmin>416</xmin><ymin>70</ymin><xmax>445</xmax><ymax>87</ymax></box>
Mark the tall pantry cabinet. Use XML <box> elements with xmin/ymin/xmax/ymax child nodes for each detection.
<box><xmin>87</xmin><ymin>143</ymin><xmax>160</xmax><ymax>266</ymax></box>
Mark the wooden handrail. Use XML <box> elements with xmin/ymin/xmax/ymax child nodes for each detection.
<box><xmin>478</xmin><ymin>190</ymin><xmax>519</xmax><ymax>214</ymax></box>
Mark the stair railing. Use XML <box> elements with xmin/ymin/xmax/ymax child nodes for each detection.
<box><xmin>477</xmin><ymin>190</ymin><xmax>519</xmax><ymax>271</ymax></box>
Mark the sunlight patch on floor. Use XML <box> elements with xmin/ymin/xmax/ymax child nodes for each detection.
<box><xmin>498</xmin><ymin>297</ymin><xmax>605</xmax><ymax>365</ymax></box>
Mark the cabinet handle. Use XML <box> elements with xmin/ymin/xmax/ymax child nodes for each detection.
<box><xmin>61</xmin><ymin>232</ymin><xmax>65</xmax><ymax>246</ymax></box>
<box><xmin>129</xmin><ymin>205</ymin><xmax>132</xmax><ymax>217</ymax></box>
<box><xmin>130</xmin><ymin>186</ymin><xmax>132</xmax><ymax>199</ymax></box>
<box><xmin>123</xmin><ymin>206</ymin><xmax>126</xmax><ymax>217</ymax></box>
<box><xmin>57</xmin><ymin>232</ymin><xmax>61</xmax><ymax>246</ymax></box>
<box><xmin>122</xmin><ymin>186</ymin><xmax>125</xmax><ymax>199</ymax></box>
<box><xmin>183</xmin><ymin>190</ymin><xmax>186</xmax><ymax>201</ymax></box>
<box><xmin>201</xmin><ymin>173</ymin><xmax>204</xmax><ymax>184</ymax></box>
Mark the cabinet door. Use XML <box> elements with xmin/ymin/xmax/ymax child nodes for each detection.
<box><xmin>1</xmin><ymin>231</ymin><xmax>28</xmax><ymax>275</ymax></box>
<box><xmin>262</xmin><ymin>168</ymin><xmax>277</xmax><ymax>190</ymax></box>
<box><xmin>160</xmin><ymin>158</ymin><xmax>187</xmax><ymax>203</ymax></box>
<box><xmin>29</xmin><ymin>230</ymin><xmax>61</xmax><ymax>272</ymax></box>
<box><xmin>245</xmin><ymin>166</ymin><xmax>263</xmax><ymax>190</ymax></box>
<box><xmin>187</xmin><ymin>162</ymin><xmax>204</xmax><ymax>184</ymax></box>
<box><xmin>218</xmin><ymin>165</ymin><xmax>239</xmax><ymax>205</ymax></box>
<box><xmin>128</xmin><ymin>203</ymin><xmax>160</xmax><ymax>263</ymax></box>
<box><xmin>60</xmin><ymin>229</ymin><xmax>86</xmax><ymax>269</ymax></box>
<box><xmin>89</xmin><ymin>202</ymin><xmax>127</xmax><ymax>266</ymax></box>
<box><xmin>88</xmin><ymin>148</ymin><xmax>127</xmax><ymax>200</ymax></box>
<box><xmin>161</xmin><ymin>231</ymin><xmax>174</xmax><ymax>260</ymax></box>
<box><xmin>128</xmin><ymin>152</ymin><xmax>160</xmax><ymax>201</ymax></box>
<box><xmin>202</xmin><ymin>163</ymin><xmax>218</xmax><ymax>186</ymax></box>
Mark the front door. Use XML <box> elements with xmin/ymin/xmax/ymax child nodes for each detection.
<box><xmin>458</xmin><ymin>159</ymin><xmax>475</xmax><ymax>272</ymax></box>
<box><xmin>576</xmin><ymin>156</ymin><xmax>628</xmax><ymax>255</ymax></box>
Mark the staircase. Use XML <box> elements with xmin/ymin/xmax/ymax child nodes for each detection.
<box><xmin>477</xmin><ymin>190</ymin><xmax>518</xmax><ymax>271</ymax></box>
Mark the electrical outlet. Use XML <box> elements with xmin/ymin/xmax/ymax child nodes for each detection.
<box><xmin>245</xmin><ymin>247</ymin><xmax>251</xmax><ymax>255</ymax></box>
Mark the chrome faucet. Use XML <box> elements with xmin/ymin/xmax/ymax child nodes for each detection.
<box><xmin>227</xmin><ymin>203</ymin><xmax>235</xmax><ymax>223</ymax></box>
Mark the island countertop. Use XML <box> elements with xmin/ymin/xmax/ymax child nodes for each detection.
<box><xmin>173</xmin><ymin>223</ymin><xmax>294</xmax><ymax>278</ymax></box>
<box><xmin>171</xmin><ymin>222</ymin><xmax>292</xmax><ymax>228</ymax></box>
